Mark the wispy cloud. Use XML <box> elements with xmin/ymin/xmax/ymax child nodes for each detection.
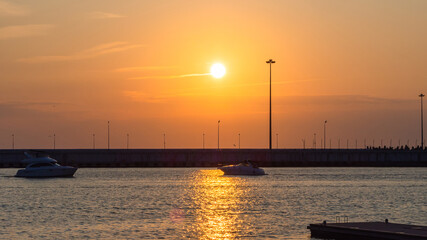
<box><xmin>90</xmin><ymin>11</ymin><xmax>125</xmax><ymax>19</ymax></box>
<box><xmin>129</xmin><ymin>73</ymin><xmax>211</xmax><ymax>80</ymax></box>
<box><xmin>0</xmin><ymin>24</ymin><xmax>53</xmax><ymax>40</ymax></box>
<box><xmin>0</xmin><ymin>1</ymin><xmax>29</xmax><ymax>16</ymax></box>
<box><xmin>115</xmin><ymin>66</ymin><xmax>176</xmax><ymax>72</ymax></box>
<box><xmin>18</xmin><ymin>41</ymin><xmax>142</xmax><ymax>63</ymax></box>
<box><xmin>0</xmin><ymin>101</ymin><xmax>65</xmax><ymax>118</ymax></box>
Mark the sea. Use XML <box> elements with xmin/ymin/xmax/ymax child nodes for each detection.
<box><xmin>0</xmin><ymin>168</ymin><xmax>426</xmax><ymax>239</ymax></box>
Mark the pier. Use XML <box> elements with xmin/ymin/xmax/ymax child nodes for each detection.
<box><xmin>0</xmin><ymin>149</ymin><xmax>426</xmax><ymax>168</ymax></box>
<box><xmin>308</xmin><ymin>221</ymin><xmax>427</xmax><ymax>240</ymax></box>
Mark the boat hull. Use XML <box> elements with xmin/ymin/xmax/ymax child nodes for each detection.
<box><xmin>15</xmin><ymin>166</ymin><xmax>77</xmax><ymax>178</ymax></box>
<box><xmin>218</xmin><ymin>166</ymin><xmax>266</xmax><ymax>175</ymax></box>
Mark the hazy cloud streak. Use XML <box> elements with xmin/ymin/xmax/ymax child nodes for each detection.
<box><xmin>0</xmin><ymin>1</ymin><xmax>29</xmax><ymax>16</ymax></box>
<box><xmin>115</xmin><ymin>66</ymin><xmax>176</xmax><ymax>72</ymax></box>
<box><xmin>18</xmin><ymin>41</ymin><xmax>142</xmax><ymax>63</ymax></box>
<box><xmin>0</xmin><ymin>24</ymin><xmax>53</xmax><ymax>40</ymax></box>
<box><xmin>90</xmin><ymin>11</ymin><xmax>125</xmax><ymax>19</ymax></box>
<box><xmin>129</xmin><ymin>73</ymin><xmax>211</xmax><ymax>80</ymax></box>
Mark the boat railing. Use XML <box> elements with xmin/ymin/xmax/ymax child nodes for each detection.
<box><xmin>336</xmin><ymin>216</ymin><xmax>349</xmax><ymax>223</ymax></box>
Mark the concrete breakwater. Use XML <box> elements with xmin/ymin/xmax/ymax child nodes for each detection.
<box><xmin>0</xmin><ymin>149</ymin><xmax>426</xmax><ymax>168</ymax></box>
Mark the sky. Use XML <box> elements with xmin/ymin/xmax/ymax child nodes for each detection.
<box><xmin>0</xmin><ymin>0</ymin><xmax>426</xmax><ymax>149</ymax></box>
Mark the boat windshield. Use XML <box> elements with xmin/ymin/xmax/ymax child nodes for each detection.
<box><xmin>28</xmin><ymin>162</ymin><xmax>55</xmax><ymax>168</ymax></box>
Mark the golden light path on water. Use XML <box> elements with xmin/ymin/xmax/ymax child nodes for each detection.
<box><xmin>185</xmin><ymin>169</ymin><xmax>249</xmax><ymax>239</ymax></box>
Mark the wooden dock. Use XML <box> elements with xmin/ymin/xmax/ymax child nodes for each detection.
<box><xmin>307</xmin><ymin>221</ymin><xmax>427</xmax><ymax>240</ymax></box>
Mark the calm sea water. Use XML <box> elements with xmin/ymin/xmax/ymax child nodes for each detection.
<box><xmin>0</xmin><ymin>168</ymin><xmax>426</xmax><ymax>239</ymax></box>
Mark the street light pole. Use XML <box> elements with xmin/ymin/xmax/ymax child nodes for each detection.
<box><xmin>217</xmin><ymin>120</ymin><xmax>220</xmax><ymax>150</ymax></box>
<box><xmin>313</xmin><ymin>133</ymin><xmax>316</xmax><ymax>149</ymax></box>
<box><xmin>323</xmin><ymin>120</ymin><xmax>327</xmax><ymax>150</ymax></box>
<box><xmin>163</xmin><ymin>133</ymin><xmax>166</xmax><ymax>149</ymax></box>
<box><xmin>127</xmin><ymin>133</ymin><xmax>129</xmax><ymax>149</ymax></box>
<box><xmin>266</xmin><ymin>59</ymin><xmax>275</xmax><ymax>150</ymax></box>
<box><xmin>107</xmin><ymin>121</ymin><xmax>110</xmax><ymax>150</ymax></box>
<box><xmin>420</xmin><ymin>93</ymin><xmax>424</xmax><ymax>149</ymax></box>
<box><xmin>238</xmin><ymin>133</ymin><xmax>241</xmax><ymax>149</ymax></box>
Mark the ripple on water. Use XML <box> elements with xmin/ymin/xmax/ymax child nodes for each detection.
<box><xmin>0</xmin><ymin>168</ymin><xmax>425</xmax><ymax>239</ymax></box>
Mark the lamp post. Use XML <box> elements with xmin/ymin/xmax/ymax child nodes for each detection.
<box><xmin>266</xmin><ymin>59</ymin><xmax>275</xmax><ymax>150</ymax></box>
<box><xmin>127</xmin><ymin>133</ymin><xmax>129</xmax><ymax>149</ymax></box>
<box><xmin>217</xmin><ymin>120</ymin><xmax>220</xmax><ymax>150</ymax></box>
<box><xmin>163</xmin><ymin>133</ymin><xmax>166</xmax><ymax>149</ymax></box>
<box><xmin>239</xmin><ymin>133</ymin><xmax>241</xmax><ymax>149</ymax></box>
<box><xmin>313</xmin><ymin>133</ymin><xmax>316</xmax><ymax>149</ymax></box>
<box><xmin>323</xmin><ymin>120</ymin><xmax>327</xmax><ymax>149</ymax></box>
<box><xmin>107</xmin><ymin>121</ymin><xmax>110</xmax><ymax>150</ymax></box>
<box><xmin>420</xmin><ymin>93</ymin><xmax>424</xmax><ymax>149</ymax></box>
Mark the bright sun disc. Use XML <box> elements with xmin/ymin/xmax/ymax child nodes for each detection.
<box><xmin>210</xmin><ymin>63</ymin><xmax>226</xmax><ymax>78</ymax></box>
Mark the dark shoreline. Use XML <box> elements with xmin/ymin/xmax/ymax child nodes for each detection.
<box><xmin>0</xmin><ymin>149</ymin><xmax>426</xmax><ymax>168</ymax></box>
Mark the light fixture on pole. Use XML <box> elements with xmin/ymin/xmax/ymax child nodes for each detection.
<box><xmin>266</xmin><ymin>59</ymin><xmax>275</xmax><ymax>150</ymax></box>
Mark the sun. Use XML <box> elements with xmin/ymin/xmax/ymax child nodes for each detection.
<box><xmin>210</xmin><ymin>63</ymin><xmax>226</xmax><ymax>78</ymax></box>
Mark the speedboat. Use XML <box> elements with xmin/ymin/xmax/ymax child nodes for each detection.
<box><xmin>15</xmin><ymin>152</ymin><xmax>77</xmax><ymax>178</ymax></box>
<box><xmin>218</xmin><ymin>161</ymin><xmax>266</xmax><ymax>175</ymax></box>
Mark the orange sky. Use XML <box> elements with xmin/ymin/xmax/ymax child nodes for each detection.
<box><xmin>0</xmin><ymin>0</ymin><xmax>426</xmax><ymax>149</ymax></box>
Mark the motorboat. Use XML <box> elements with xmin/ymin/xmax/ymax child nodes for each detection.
<box><xmin>218</xmin><ymin>161</ymin><xmax>266</xmax><ymax>175</ymax></box>
<box><xmin>15</xmin><ymin>152</ymin><xmax>77</xmax><ymax>178</ymax></box>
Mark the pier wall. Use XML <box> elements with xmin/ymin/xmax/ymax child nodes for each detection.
<box><xmin>0</xmin><ymin>149</ymin><xmax>426</xmax><ymax>168</ymax></box>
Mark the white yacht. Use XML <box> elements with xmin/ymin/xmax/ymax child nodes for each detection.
<box><xmin>15</xmin><ymin>152</ymin><xmax>77</xmax><ymax>178</ymax></box>
<box><xmin>218</xmin><ymin>161</ymin><xmax>266</xmax><ymax>175</ymax></box>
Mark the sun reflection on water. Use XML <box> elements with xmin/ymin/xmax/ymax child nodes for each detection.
<box><xmin>185</xmin><ymin>169</ymin><xmax>251</xmax><ymax>239</ymax></box>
